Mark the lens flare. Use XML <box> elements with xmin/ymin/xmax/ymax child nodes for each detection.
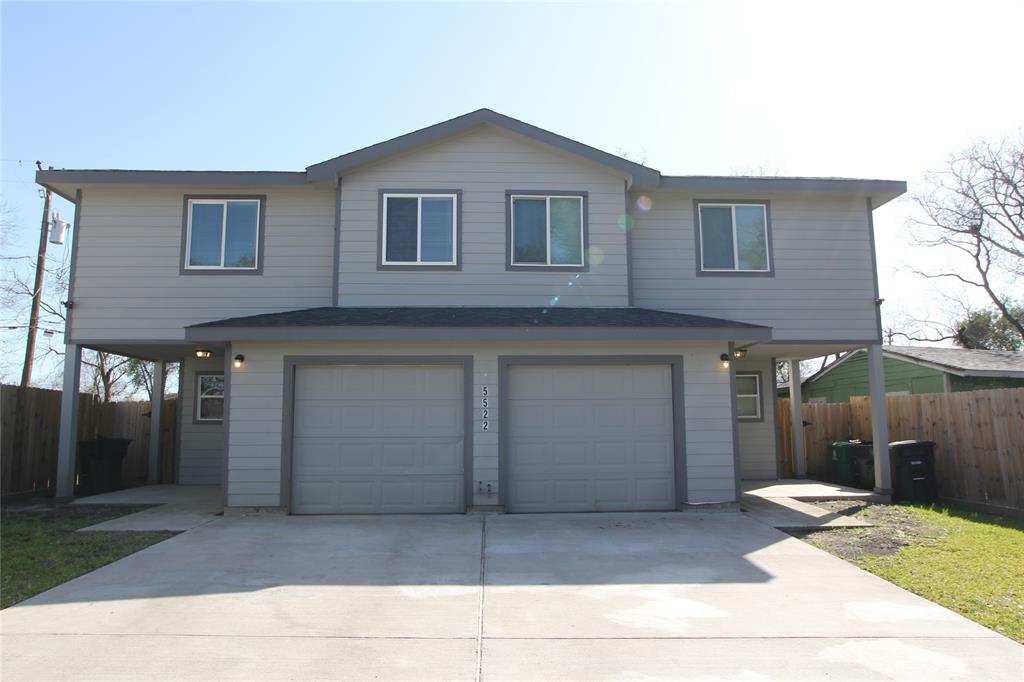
<box><xmin>636</xmin><ymin>195</ymin><xmax>652</xmax><ymax>212</ymax></box>
<box><xmin>588</xmin><ymin>246</ymin><xmax>606</xmax><ymax>266</ymax></box>
<box><xmin>617</xmin><ymin>214</ymin><xmax>636</xmax><ymax>231</ymax></box>
<box><xmin>549</xmin><ymin>296</ymin><xmax>560</xmax><ymax>305</ymax></box>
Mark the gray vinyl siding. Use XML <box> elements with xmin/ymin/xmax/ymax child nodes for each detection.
<box><xmin>70</xmin><ymin>185</ymin><xmax>335</xmax><ymax>341</ymax></box>
<box><xmin>336</xmin><ymin>126</ymin><xmax>629</xmax><ymax>307</ymax></box>
<box><xmin>630</xmin><ymin>190</ymin><xmax>879</xmax><ymax>341</ymax></box>
<box><xmin>178</xmin><ymin>354</ymin><xmax>226</xmax><ymax>485</ymax></box>
<box><xmin>736</xmin><ymin>357</ymin><xmax>778</xmax><ymax>479</ymax></box>
<box><xmin>225</xmin><ymin>340</ymin><xmax>736</xmax><ymax>509</ymax></box>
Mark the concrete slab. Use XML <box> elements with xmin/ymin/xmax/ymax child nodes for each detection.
<box><xmin>741</xmin><ymin>494</ymin><xmax>873</xmax><ymax>529</ymax></box>
<box><xmin>2</xmin><ymin>512</ymin><xmax>1021</xmax><ymax>681</ymax></box>
<box><xmin>744</xmin><ymin>478</ymin><xmax>888</xmax><ymax>502</ymax></box>
<box><xmin>72</xmin><ymin>484</ymin><xmax>221</xmax><ymax>531</ymax></box>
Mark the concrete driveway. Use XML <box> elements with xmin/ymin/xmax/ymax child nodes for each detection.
<box><xmin>2</xmin><ymin>512</ymin><xmax>1021</xmax><ymax>681</ymax></box>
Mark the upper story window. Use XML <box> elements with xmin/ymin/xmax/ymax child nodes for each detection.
<box><xmin>508</xmin><ymin>192</ymin><xmax>587</xmax><ymax>269</ymax></box>
<box><xmin>696</xmin><ymin>201</ymin><xmax>772</xmax><ymax>274</ymax></box>
<box><xmin>195</xmin><ymin>373</ymin><xmax>225</xmax><ymax>423</ymax></box>
<box><xmin>380</xmin><ymin>192</ymin><xmax>459</xmax><ymax>268</ymax></box>
<box><xmin>736</xmin><ymin>372</ymin><xmax>763</xmax><ymax>420</ymax></box>
<box><xmin>183</xmin><ymin>196</ymin><xmax>264</xmax><ymax>273</ymax></box>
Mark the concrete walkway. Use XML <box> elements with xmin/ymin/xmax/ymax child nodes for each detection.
<box><xmin>2</xmin><ymin>513</ymin><xmax>1020</xmax><ymax>680</ymax></box>
<box><xmin>71</xmin><ymin>485</ymin><xmax>221</xmax><ymax>531</ymax></box>
<box><xmin>742</xmin><ymin>478</ymin><xmax>884</xmax><ymax>529</ymax></box>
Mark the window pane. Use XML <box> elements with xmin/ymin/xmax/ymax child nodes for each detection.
<box><xmin>420</xmin><ymin>197</ymin><xmax>454</xmax><ymax>262</ymax></box>
<box><xmin>224</xmin><ymin>201</ymin><xmax>259</xmax><ymax>268</ymax></box>
<box><xmin>385</xmin><ymin>197</ymin><xmax>418</xmax><ymax>262</ymax></box>
<box><xmin>736</xmin><ymin>374</ymin><xmax>759</xmax><ymax>396</ymax></box>
<box><xmin>200</xmin><ymin>375</ymin><xmax>224</xmax><ymax>397</ymax></box>
<box><xmin>199</xmin><ymin>396</ymin><xmax>224</xmax><ymax>420</ymax></box>
<box><xmin>512</xmin><ymin>198</ymin><xmax>547</xmax><ymax>263</ymax></box>
<box><xmin>735</xmin><ymin>205</ymin><xmax>768</xmax><ymax>270</ymax></box>
<box><xmin>700</xmin><ymin>206</ymin><xmax>734</xmax><ymax>269</ymax></box>
<box><xmin>737</xmin><ymin>396</ymin><xmax>759</xmax><ymax>417</ymax></box>
<box><xmin>549</xmin><ymin>197</ymin><xmax>583</xmax><ymax>265</ymax></box>
<box><xmin>188</xmin><ymin>203</ymin><xmax>224</xmax><ymax>267</ymax></box>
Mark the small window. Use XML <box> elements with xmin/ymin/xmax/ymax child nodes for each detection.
<box><xmin>196</xmin><ymin>374</ymin><xmax>225</xmax><ymax>422</ymax></box>
<box><xmin>698</xmin><ymin>203</ymin><xmax>770</xmax><ymax>272</ymax></box>
<box><xmin>381</xmin><ymin>193</ymin><xmax>458</xmax><ymax>265</ymax></box>
<box><xmin>185</xmin><ymin>198</ymin><xmax>262</xmax><ymax>270</ymax></box>
<box><xmin>736</xmin><ymin>372</ymin><xmax>762</xmax><ymax>420</ymax></box>
<box><xmin>509</xmin><ymin>194</ymin><xmax>585</xmax><ymax>267</ymax></box>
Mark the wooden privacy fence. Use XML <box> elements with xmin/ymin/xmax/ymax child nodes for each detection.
<box><xmin>779</xmin><ymin>388</ymin><xmax>1024</xmax><ymax>511</ymax></box>
<box><xmin>1</xmin><ymin>385</ymin><xmax>177</xmax><ymax>498</ymax></box>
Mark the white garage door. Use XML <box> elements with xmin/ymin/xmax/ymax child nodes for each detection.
<box><xmin>507</xmin><ymin>364</ymin><xmax>676</xmax><ymax>513</ymax></box>
<box><xmin>291</xmin><ymin>364</ymin><xmax>464</xmax><ymax>514</ymax></box>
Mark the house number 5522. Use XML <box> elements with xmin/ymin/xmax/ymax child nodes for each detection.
<box><xmin>481</xmin><ymin>387</ymin><xmax>489</xmax><ymax>431</ymax></box>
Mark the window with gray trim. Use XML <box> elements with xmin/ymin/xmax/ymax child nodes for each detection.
<box><xmin>185</xmin><ymin>199</ymin><xmax>261</xmax><ymax>269</ymax></box>
<box><xmin>510</xmin><ymin>194</ymin><xmax>585</xmax><ymax>266</ymax></box>
<box><xmin>382</xmin><ymin>193</ymin><xmax>458</xmax><ymax>265</ymax></box>
<box><xmin>196</xmin><ymin>373</ymin><xmax>225</xmax><ymax>422</ymax></box>
<box><xmin>698</xmin><ymin>203</ymin><xmax>770</xmax><ymax>272</ymax></box>
<box><xmin>736</xmin><ymin>372</ymin><xmax>761</xmax><ymax>420</ymax></box>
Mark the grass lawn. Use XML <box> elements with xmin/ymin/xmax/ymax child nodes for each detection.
<box><xmin>796</xmin><ymin>502</ymin><xmax>1024</xmax><ymax>644</ymax></box>
<box><xmin>1</xmin><ymin>504</ymin><xmax>176</xmax><ymax>609</ymax></box>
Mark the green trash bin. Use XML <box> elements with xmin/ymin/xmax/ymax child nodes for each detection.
<box><xmin>830</xmin><ymin>441</ymin><xmax>873</xmax><ymax>489</ymax></box>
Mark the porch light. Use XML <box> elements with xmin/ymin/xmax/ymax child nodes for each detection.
<box><xmin>233</xmin><ymin>354</ymin><xmax>245</xmax><ymax>368</ymax></box>
<box><xmin>733</xmin><ymin>348</ymin><xmax>748</xmax><ymax>359</ymax></box>
<box><xmin>195</xmin><ymin>349</ymin><xmax>213</xmax><ymax>359</ymax></box>
<box><xmin>720</xmin><ymin>353</ymin><xmax>731</xmax><ymax>369</ymax></box>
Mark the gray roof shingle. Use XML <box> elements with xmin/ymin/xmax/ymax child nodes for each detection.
<box><xmin>883</xmin><ymin>345</ymin><xmax>1024</xmax><ymax>376</ymax></box>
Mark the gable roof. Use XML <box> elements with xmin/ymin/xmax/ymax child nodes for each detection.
<box><xmin>305</xmin><ymin>108</ymin><xmax>661</xmax><ymax>186</ymax></box>
<box><xmin>805</xmin><ymin>345</ymin><xmax>1024</xmax><ymax>384</ymax></box>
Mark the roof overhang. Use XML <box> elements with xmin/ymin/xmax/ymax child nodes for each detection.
<box><xmin>654</xmin><ymin>176</ymin><xmax>907</xmax><ymax>207</ymax></box>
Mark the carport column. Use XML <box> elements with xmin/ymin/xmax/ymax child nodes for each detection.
<box><xmin>55</xmin><ymin>344</ymin><xmax>83</xmax><ymax>500</ymax></box>
<box><xmin>787</xmin><ymin>359</ymin><xmax>806</xmax><ymax>477</ymax></box>
<box><xmin>147</xmin><ymin>360</ymin><xmax>166</xmax><ymax>483</ymax></box>
<box><xmin>867</xmin><ymin>344</ymin><xmax>892</xmax><ymax>494</ymax></box>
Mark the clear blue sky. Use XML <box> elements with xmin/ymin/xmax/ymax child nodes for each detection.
<box><xmin>2</xmin><ymin>1</ymin><xmax>1023</xmax><ymax>382</ymax></box>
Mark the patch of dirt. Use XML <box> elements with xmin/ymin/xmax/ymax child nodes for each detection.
<box><xmin>787</xmin><ymin>501</ymin><xmax>946</xmax><ymax>562</ymax></box>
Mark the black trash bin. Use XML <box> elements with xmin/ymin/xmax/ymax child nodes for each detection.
<box><xmin>78</xmin><ymin>436</ymin><xmax>131</xmax><ymax>495</ymax></box>
<box><xmin>849</xmin><ymin>444</ymin><xmax>876</xmax><ymax>490</ymax></box>
<box><xmin>889</xmin><ymin>440</ymin><xmax>938</xmax><ymax>504</ymax></box>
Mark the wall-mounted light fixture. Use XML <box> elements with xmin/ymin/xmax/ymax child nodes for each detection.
<box><xmin>195</xmin><ymin>349</ymin><xmax>213</xmax><ymax>359</ymax></box>
<box><xmin>233</xmin><ymin>354</ymin><xmax>245</xmax><ymax>369</ymax></box>
<box><xmin>719</xmin><ymin>353</ymin><xmax>731</xmax><ymax>369</ymax></box>
<box><xmin>733</xmin><ymin>348</ymin><xmax>748</xmax><ymax>359</ymax></box>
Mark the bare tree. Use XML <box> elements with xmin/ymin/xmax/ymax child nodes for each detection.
<box><xmin>81</xmin><ymin>351</ymin><xmax>134</xmax><ymax>402</ymax></box>
<box><xmin>908</xmin><ymin>135</ymin><xmax>1024</xmax><ymax>343</ymax></box>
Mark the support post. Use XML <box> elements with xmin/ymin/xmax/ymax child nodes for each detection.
<box><xmin>867</xmin><ymin>344</ymin><xmax>892</xmax><ymax>494</ymax></box>
<box><xmin>56</xmin><ymin>344</ymin><xmax>82</xmax><ymax>500</ymax></box>
<box><xmin>788</xmin><ymin>359</ymin><xmax>806</xmax><ymax>477</ymax></box>
<box><xmin>147</xmin><ymin>360</ymin><xmax>166</xmax><ymax>483</ymax></box>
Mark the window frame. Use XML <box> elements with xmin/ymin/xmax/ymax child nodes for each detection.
<box><xmin>194</xmin><ymin>372</ymin><xmax>225</xmax><ymax>424</ymax></box>
<box><xmin>694</xmin><ymin>199</ymin><xmax>773</xmax><ymax>276</ymax></box>
<box><xmin>735</xmin><ymin>371</ymin><xmax>764</xmax><ymax>421</ymax></box>
<box><xmin>180</xmin><ymin>195</ymin><xmax>266</xmax><ymax>275</ymax></box>
<box><xmin>506</xmin><ymin>190</ymin><xmax>589</xmax><ymax>271</ymax></box>
<box><xmin>378</xmin><ymin>190</ymin><xmax>462</xmax><ymax>270</ymax></box>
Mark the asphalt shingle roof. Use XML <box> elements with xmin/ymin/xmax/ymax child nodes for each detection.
<box><xmin>883</xmin><ymin>345</ymin><xmax>1024</xmax><ymax>375</ymax></box>
<box><xmin>189</xmin><ymin>306</ymin><xmax>768</xmax><ymax>330</ymax></box>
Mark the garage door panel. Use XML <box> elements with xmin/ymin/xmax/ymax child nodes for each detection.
<box><xmin>508</xmin><ymin>364</ymin><xmax>676</xmax><ymax>513</ymax></box>
<box><xmin>292</xmin><ymin>364</ymin><xmax>464</xmax><ymax>514</ymax></box>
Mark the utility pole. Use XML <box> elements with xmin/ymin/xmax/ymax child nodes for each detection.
<box><xmin>21</xmin><ymin>161</ymin><xmax>52</xmax><ymax>387</ymax></box>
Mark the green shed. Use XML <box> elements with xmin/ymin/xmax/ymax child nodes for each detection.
<box><xmin>779</xmin><ymin>346</ymin><xmax>1024</xmax><ymax>403</ymax></box>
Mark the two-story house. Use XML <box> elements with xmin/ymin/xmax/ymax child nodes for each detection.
<box><xmin>38</xmin><ymin>109</ymin><xmax>905</xmax><ymax>513</ymax></box>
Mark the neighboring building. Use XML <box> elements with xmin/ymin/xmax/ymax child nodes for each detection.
<box><xmin>39</xmin><ymin>109</ymin><xmax>906</xmax><ymax>509</ymax></box>
<box><xmin>780</xmin><ymin>346</ymin><xmax>1024</xmax><ymax>403</ymax></box>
